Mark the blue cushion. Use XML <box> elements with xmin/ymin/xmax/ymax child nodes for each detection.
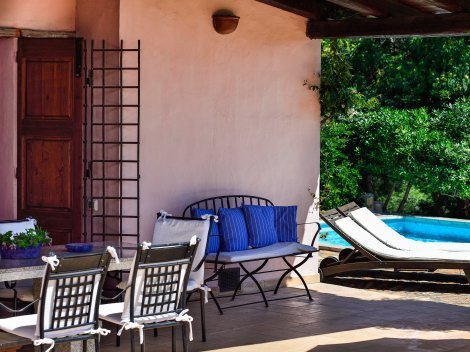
<box><xmin>191</xmin><ymin>208</ymin><xmax>220</xmax><ymax>254</ymax></box>
<box><xmin>217</xmin><ymin>208</ymin><xmax>249</xmax><ymax>252</ymax></box>
<box><xmin>242</xmin><ymin>205</ymin><xmax>278</xmax><ymax>248</ymax></box>
<box><xmin>273</xmin><ymin>206</ymin><xmax>298</xmax><ymax>242</ymax></box>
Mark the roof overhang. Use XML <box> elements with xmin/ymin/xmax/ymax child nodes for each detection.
<box><xmin>256</xmin><ymin>0</ymin><xmax>470</xmax><ymax>38</ymax></box>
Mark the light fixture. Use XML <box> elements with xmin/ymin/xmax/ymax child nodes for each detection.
<box><xmin>212</xmin><ymin>10</ymin><xmax>239</xmax><ymax>35</ymax></box>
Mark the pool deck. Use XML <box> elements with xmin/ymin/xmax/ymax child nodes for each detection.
<box><xmin>94</xmin><ymin>283</ymin><xmax>470</xmax><ymax>352</ymax></box>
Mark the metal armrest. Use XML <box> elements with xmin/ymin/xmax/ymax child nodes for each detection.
<box><xmin>297</xmin><ymin>221</ymin><xmax>321</xmax><ymax>247</ymax></box>
<box><xmin>0</xmin><ymin>299</ymin><xmax>39</xmax><ymax>314</ymax></box>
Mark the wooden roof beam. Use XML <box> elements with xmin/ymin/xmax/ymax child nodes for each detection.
<box><xmin>398</xmin><ymin>0</ymin><xmax>470</xmax><ymax>13</ymax></box>
<box><xmin>328</xmin><ymin>0</ymin><xmax>424</xmax><ymax>17</ymax></box>
<box><xmin>424</xmin><ymin>0</ymin><xmax>470</xmax><ymax>12</ymax></box>
<box><xmin>307</xmin><ymin>12</ymin><xmax>470</xmax><ymax>38</ymax></box>
<box><xmin>326</xmin><ymin>0</ymin><xmax>385</xmax><ymax>17</ymax></box>
<box><xmin>255</xmin><ymin>0</ymin><xmax>325</xmax><ymax>19</ymax></box>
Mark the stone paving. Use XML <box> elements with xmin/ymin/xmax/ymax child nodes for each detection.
<box><xmin>12</xmin><ymin>248</ymin><xmax>470</xmax><ymax>351</ymax></box>
<box><xmin>92</xmin><ymin>281</ymin><xmax>470</xmax><ymax>352</ymax></box>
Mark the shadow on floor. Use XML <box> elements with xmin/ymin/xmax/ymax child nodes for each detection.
<box><xmin>324</xmin><ymin>270</ymin><xmax>470</xmax><ymax>294</ymax></box>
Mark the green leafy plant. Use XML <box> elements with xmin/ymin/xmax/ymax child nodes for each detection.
<box><xmin>0</xmin><ymin>227</ymin><xmax>51</xmax><ymax>249</ymax></box>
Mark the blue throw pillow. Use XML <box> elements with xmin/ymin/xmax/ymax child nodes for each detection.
<box><xmin>273</xmin><ymin>206</ymin><xmax>298</xmax><ymax>242</ymax></box>
<box><xmin>217</xmin><ymin>208</ymin><xmax>249</xmax><ymax>252</ymax></box>
<box><xmin>242</xmin><ymin>205</ymin><xmax>278</xmax><ymax>248</ymax></box>
<box><xmin>191</xmin><ymin>208</ymin><xmax>220</xmax><ymax>254</ymax></box>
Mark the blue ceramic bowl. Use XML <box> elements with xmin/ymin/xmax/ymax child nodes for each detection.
<box><xmin>65</xmin><ymin>243</ymin><xmax>93</xmax><ymax>253</ymax></box>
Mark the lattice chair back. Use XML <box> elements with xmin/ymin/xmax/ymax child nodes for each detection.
<box><xmin>37</xmin><ymin>251</ymin><xmax>112</xmax><ymax>339</ymax></box>
<box><xmin>121</xmin><ymin>240</ymin><xmax>198</xmax><ymax>324</ymax></box>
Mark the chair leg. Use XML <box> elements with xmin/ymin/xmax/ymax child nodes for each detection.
<box><xmin>171</xmin><ymin>326</ymin><xmax>176</xmax><ymax>352</ymax></box>
<box><xmin>209</xmin><ymin>290</ymin><xmax>223</xmax><ymax>315</ymax></box>
<box><xmin>200</xmin><ymin>290</ymin><xmax>207</xmax><ymax>342</ymax></box>
<box><xmin>277</xmin><ymin>256</ymin><xmax>313</xmax><ymax>301</ymax></box>
<box><xmin>274</xmin><ymin>255</ymin><xmax>313</xmax><ymax>301</ymax></box>
<box><xmin>238</xmin><ymin>261</ymin><xmax>269</xmax><ymax>307</ymax></box>
<box><xmin>140</xmin><ymin>332</ymin><xmax>145</xmax><ymax>352</ymax></box>
<box><xmin>130</xmin><ymin>329</ymin><xmax>136</xmax><ymax>352</ymax></box>
<box><xmin>116</xmin><ymin>325</ymin><xmax>121</xmax><ymax>346</ymax></box>
<box><xmin>182</xmin><ymin>323</ymin><xmax>188</xmax><ymax>352</ymax></box>
<box><xmin>95</xmin><ymin>336</ymin><xmax>101</xmax><ymax>352</ymax></box>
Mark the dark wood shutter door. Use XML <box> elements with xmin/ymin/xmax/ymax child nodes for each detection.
<box><xmin>18</xmin><ymin>38</ymin><xmax>83</xmax><ymax>245</ymax></box>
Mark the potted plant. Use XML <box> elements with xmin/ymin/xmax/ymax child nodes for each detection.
<box><xmin>0</xmin><ymin>227</ymin><xmax>51</xmax><ymax>259</ymax></box>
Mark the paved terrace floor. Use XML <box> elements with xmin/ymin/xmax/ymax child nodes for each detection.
<box><xmin>89</xmin><ymin>279</ymin><xmax>470</xmax><ymax>352</ymax></box>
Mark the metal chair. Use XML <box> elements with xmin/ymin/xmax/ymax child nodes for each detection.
<box><xmin>152</xmin><ymin>213</ymin><xmax>211</xmax><ymax>341</ymax></box>
<box><xmin>0</xmin><ymin>250</ymin><xmax>113</xmax><ymax>352</ymax></box>
<box><xmin>99</xmin><ymin>239</ymin><xmax>199</xmax><ymax>352</ymax></box>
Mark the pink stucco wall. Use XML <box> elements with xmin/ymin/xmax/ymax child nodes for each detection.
<box><xmin>119</xmin><ymin>0</ymin><xmax>321</xmax><ymax>277</ymax></box>
<box><xmin>0</xmin><ymin>0</ymin><xmax>76</xmax><ymax>31</ymax></box>
<box><xmin>76</xmin><ymin>0</ymin><xmax>119</xmax><ymax>44</ymax></box>
<box><xmin>0</xmin><ymin>38</ymin><xmax>17</xmax><ymax>219</ymax></box>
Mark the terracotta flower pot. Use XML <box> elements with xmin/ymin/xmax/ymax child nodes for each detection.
<box><xmin>212</xmin><ymin>15</ymin><xmax>240</xmax><ymax>35</ymax></box>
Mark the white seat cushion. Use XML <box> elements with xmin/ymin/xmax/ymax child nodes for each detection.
<box><xmin>99</xmin><ymin>302</ymin><xmax>180</xmax><ymax>325</ymax></box>
<box><xmin>187</xmin><ymin>278</ymin><xmax>201</xmax><ymax>292</ymax></box>
<box><xmin>205</xmin><ymin>242</ymin><xmax>317</xmax><ymax>263</ymax></box>
<box><xmin>0</xmin><ymin>314</ymin><xmax>94</xmax><ymax>340</ymax></box>
<box><xmin>152</xmin><ymin>217</ymin><xmax>210</xmax><ymax>286</ymax></box>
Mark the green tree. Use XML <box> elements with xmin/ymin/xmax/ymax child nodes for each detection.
<box><xmin>350</xmin><ymin>37</ymin><xmax>470</xmax><ymax>109</ymax></box>
<box><xmin>317</xmin><ymin>37</ymin><xmax>469</xmax><ymax>216</ymax></box>
<box><xmin>320</xmin><ymin>121</ymin><xmax>361</xmax><ymax>210</ymax></box>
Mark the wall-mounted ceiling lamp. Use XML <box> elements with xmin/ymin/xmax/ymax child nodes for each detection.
<box><xmin>212</xmin><ymin>10</ymin><xmax>240</xmax><ymax>35</ymax></box>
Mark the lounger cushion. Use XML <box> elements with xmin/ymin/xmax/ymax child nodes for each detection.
<box><xmin>217</xmin><ymin>208</ymin><xmax>249</xmax><ymax>252</ymax></box>
<box><xmin>242</xmin><ymin>205</ymin><xmax>278</xmax><ymax>248</ymax></box>
<box><xmin>205</xmin><ymin>242</ymin><xmax>317</xmax><ymax>263</ymax></box>
<box><xmin>273</xmin><ymin>206</ymin><xmax>298</xmax><ymax>242</ymax></box>
<box><xmin>335</xmin><ymin>217</ymin><xmax>470</xmax><ymax>261</ymax></box>
<box><xmin>349</xmin><ymin>207</ymin><xmax>470</xmax><ymax>252</ymax></box>
<box><xmin>191</xmin><ymin>208</ymin><xmax>220</xmax><ymax>253</ymax></box>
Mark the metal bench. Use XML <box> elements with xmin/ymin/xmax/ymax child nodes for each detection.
<box><xmin>183</xmin><ymin>195</ymin><xmax>320</xmax><ymax>312</ymax></box>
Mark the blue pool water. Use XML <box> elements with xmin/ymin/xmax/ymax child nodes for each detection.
<box><xmin>319</xmin><ymin>216</ymin><xmax>470</xmax><ymax>247</ymax></box>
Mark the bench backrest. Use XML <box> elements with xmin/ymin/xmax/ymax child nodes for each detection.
<box><xmin>183</xmin><ymin>195</ymin><xmax>274</xmax><ymax>217</ymax></box>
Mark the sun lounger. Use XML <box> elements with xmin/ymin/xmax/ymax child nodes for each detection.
<box><xmin>338</xmin><ymin>202</ymin><xmax>470</xmax><ymax>252</ymax></box>
<box><xmin>319</xmin><ymin>208</ymin><xmax>470</xmax><ymax>283</ymax></box>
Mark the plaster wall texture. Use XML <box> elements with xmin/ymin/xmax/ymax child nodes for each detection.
<box><xmin>75</xmin><ymin>0</ymin><xmax>119</xmax><ymax>44</ymax></box>
<box><xmin>0</xmin><ymin>38</ymin><xmax>17</xmax><ymax>219</ymax></box>
<box><xmin>0</xmin><ymin>0</ymin><xmax>76</xmax><ymax>31</ymax></box>
<box><xmin>119</xmin><ymin>0</ymin><xmax>321</xmax><ymax>277</ymax></box>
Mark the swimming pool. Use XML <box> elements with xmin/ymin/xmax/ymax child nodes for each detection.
<box><xmin>319</xmin><ymin>215</ymin><xmax>470</xmax><ymax>248</ymax></box>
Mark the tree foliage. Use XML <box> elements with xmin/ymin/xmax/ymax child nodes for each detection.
<box><xmin>318</xmin><ymin>37</ymin><xmax>470</xmax><ymax>217</ymax></box>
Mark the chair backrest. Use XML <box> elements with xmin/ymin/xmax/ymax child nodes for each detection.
<box><xmin>320</xmin><ymin>208</ymin><xmax>378</xmax><ymax>261</ymax></box>
<box><xmin>336</xmin><ymin>202</ymin><xmax>361</xmax><ymax>216</ymax></box>
<box><xmin>37</xmin><ymin>251</ymin><xmax>112</xmax><ymax>338</ymax></box>
<box><xmin>182</xmin><ymin>195</ymin><xmax>274</xmax><ymax>216</ymax></box>
<box><xmin>152</xmin><ymin>215</ymin><xmax>209</xmax><ymax>286</ymax></box>
<box><xmin>122</xmin><ymin>241</ymin><xmax>198</xmax><ymax>323</ymax></box>
<box><xmin>0</xmin><ymin>218</ymin><xmax>36</xmax><ymax>235</ymax></box>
